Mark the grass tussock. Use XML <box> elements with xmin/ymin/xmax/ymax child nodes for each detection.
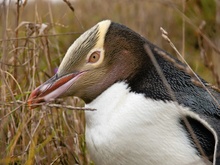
<box><xmin>0</xmin><ymin>0</ymin><xmax>220</xmax><ymax>164</ymax></box>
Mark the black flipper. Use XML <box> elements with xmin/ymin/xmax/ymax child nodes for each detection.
<box><xmin>180</xmin><ymin>114</ymin><xmax>218</xmax><ymax>164</ymax></box>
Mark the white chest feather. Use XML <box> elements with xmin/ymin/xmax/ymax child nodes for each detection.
<box><xmin>85</xmin><ymin>82</ymin><xmax>206</xmax><ymax>165</ymax></box>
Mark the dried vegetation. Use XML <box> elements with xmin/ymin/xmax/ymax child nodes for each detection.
<box><xmin>0</xmin><ymin>0</ymin><xmax>220</xmax><ymax>164</ymax></box>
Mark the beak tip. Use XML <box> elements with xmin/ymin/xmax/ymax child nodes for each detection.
<box><xmin>27</xmin><ymin>100</ymin><xmax>34</xmax><ymax>110</ymax></box>
<box><xmin>28</xmin><ymin>88</ymin><xmax>41</xmax><ymax>109</ymax></box>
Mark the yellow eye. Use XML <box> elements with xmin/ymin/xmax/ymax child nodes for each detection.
<box><xmin>88</xmin><ymin>51</ymin><xmax>100</xmax><ymax>63</ymax></box>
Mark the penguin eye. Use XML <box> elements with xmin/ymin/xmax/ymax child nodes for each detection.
<box><xmin>88</xmin><ymin>51</ymin><xmax>100</xmax><ymax>63</ymax></box>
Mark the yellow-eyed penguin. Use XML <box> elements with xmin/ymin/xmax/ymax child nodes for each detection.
<box><xmin>28</xmin><ymin>20</ymin><xmax>220</xmax><ymax>165</ymax></box>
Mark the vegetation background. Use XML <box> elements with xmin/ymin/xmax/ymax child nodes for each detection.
<box><xmin>0</xmin><ymin>0</ymin><xmax>220</xmax><ymax>164</ymax></box>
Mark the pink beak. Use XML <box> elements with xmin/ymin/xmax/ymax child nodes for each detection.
<box><xmin>28</xmin><ymin>72</ymin><xmax>83</xmax><ymax>108</ymax></box>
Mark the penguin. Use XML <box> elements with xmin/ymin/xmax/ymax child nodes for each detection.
<box><xmin>28</xmin><ymin>20</ymin><xmax>220</xmax><ymax>165</ymax></box>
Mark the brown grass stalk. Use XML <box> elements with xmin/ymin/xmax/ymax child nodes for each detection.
<box><xmin>160</xmin><ymin>27</ymin><xmax>220</xmax><ymax>108</ymax></box>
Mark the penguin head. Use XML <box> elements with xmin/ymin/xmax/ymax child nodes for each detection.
<box><xmin>28</xmin><ymin>20</ymin><xmax>148</xmax><ymax>105</ymax></box>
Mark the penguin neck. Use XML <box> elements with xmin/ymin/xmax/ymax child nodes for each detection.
<box><xmin>85</xmin><ymin>81</ymin><xmax>132</xmax><ymax>127</ymax></box>
<box><xmin>84</xmin><ymin>79</ymin><xmax>168</xmax><ymax>127</ymax></box>
<box><xmin>127</xmin><ymin>57</ymin><xmax>172</xmax><ymax>102</ymax></box>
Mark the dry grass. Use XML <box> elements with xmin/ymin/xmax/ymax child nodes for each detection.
<box><xmin>0</xmin><ymin>0</ymin><xmax>219</xmax><ymax>164</ymax></box>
